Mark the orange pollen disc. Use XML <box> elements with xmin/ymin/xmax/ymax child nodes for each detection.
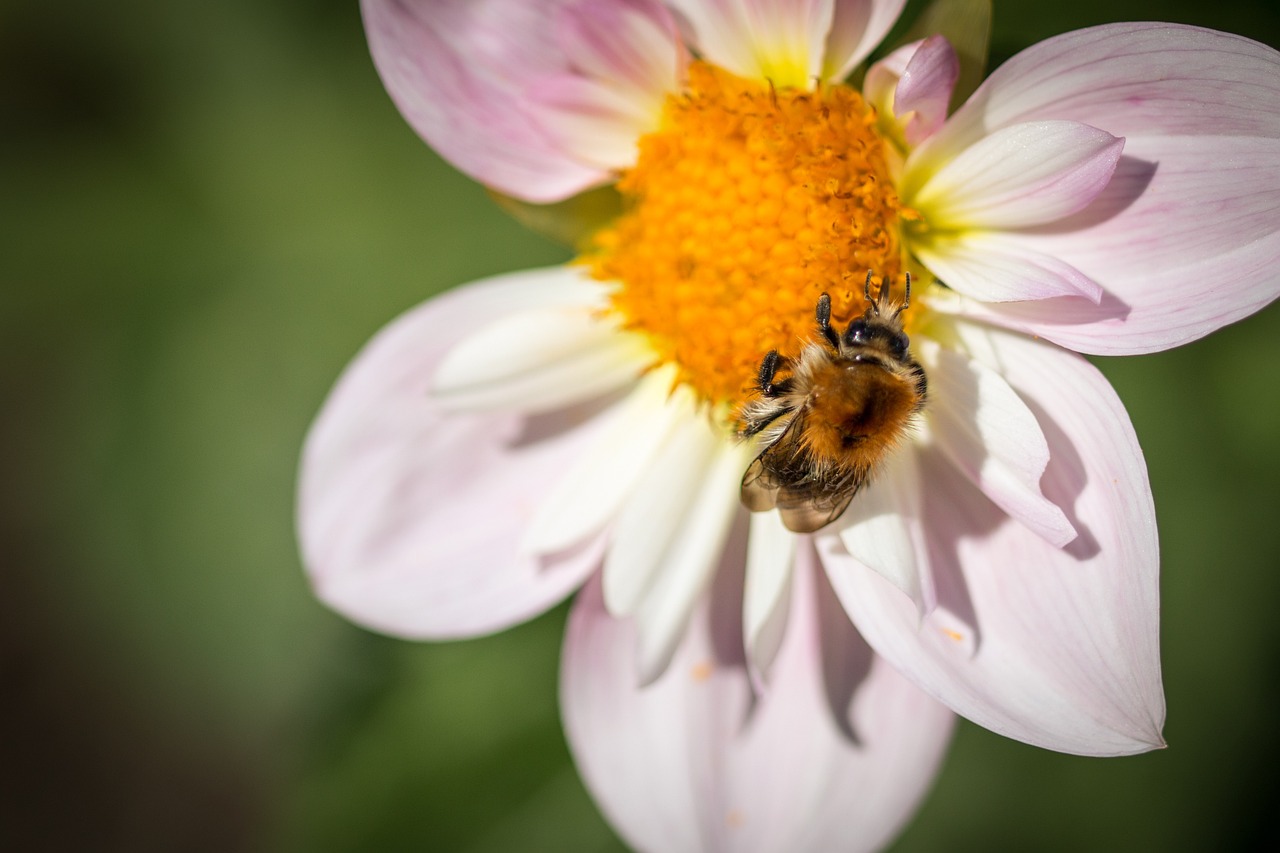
<box><xmin>585</xmin><ymin>61</ymin><xmax>906</xmax><ymax>407</ymax></box>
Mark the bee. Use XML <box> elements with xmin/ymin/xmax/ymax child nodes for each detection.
<box><xmin>737</xmin><ymin>272</ymin><xmax>927</xmax><ymax>533</ymax></box>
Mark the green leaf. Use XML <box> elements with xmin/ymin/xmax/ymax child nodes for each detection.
<box><xmin>489</xmin><ymin>184</ymin><xmax>625</xmax><ymax>250</ymax></box>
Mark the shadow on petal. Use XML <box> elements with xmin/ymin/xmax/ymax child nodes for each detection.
<box><xmin>1025</xmin><ymin>155</ymin><xmax>1158</xmax><ymax>234</ymax></box>
<box><xmin>916</xmin><ymin>346</ymin><xmax>1102</xmax><ymax>652</ymax></box>
<box><xmin>917</xmin><ymin>446</ymin><xmax>994</xmax><ymax>654</ymax></box>
<box><xmin>986</xmin><ymin>288</ymin><xmax>1133</xmax><ymax>329</ymax></box>
<box><xmin>510</xmin><ymin>385</ymin><xmax>631</xmax><ymax>449</ymax></box>
<box><xmin>812</xmin><ymin>541</ymin><xmax>874</xmax><ymax>746</ymax></box>
<box><xmin>707</xmin><ymin>510</ymin><xmax>752</xmax><ymax>671</ymax></box>
<box><xmin>1021</xmin><ymin>395</ymin><xmax>1101</xmax><ymax>561</ymax></box>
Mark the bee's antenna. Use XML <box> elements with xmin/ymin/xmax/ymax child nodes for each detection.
<box><xmin>863</xmin><ymin>270</ymin><xmax>880</xmax><ymax>316</ymax></box>
<box><xmin>880</xmin><ymin>270</ymin><xmax>911</xmax><ymax>320</ymax></box>
<box><xmin>891</xmin><ymin>272</ymin><xmax>912</xmax><ymax>319</ymax></box>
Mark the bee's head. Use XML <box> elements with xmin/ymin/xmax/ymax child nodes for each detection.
<box><xmin>815</xmin><ymin>272</ymin><xmax>913</xmax><ymax>361</ymax></box>
<box><xmin>843</xmin><ymin>315</ymin><xmax>909</xmax><ymax>357</ymax></box>
<box><xmin>832</xmin><ymin>270</ymin><xmax>911</xmax><ymax>360</ymax></box>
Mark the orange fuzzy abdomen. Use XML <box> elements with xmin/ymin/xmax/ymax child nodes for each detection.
<box><xmin>802</xmin><ymin>360</ymin><xmax>917</xmax><ymax>466</ymax></box>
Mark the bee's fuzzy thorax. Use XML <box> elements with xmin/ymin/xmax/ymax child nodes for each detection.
<box><xmin>798</xmin><ymin>350</ymin><xmax>920</xmax><ymax>465</ymax></box>
<box><xmin>736</xmin><ymin>285</ymin><xmax>927</xmax><ymax>533</ymax></box>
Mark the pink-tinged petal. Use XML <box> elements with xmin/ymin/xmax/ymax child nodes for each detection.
<box><xmin>562</xmin><ymin>541</ymin><xmax>954</xmax><ymax>853</ymax></box>
<box><xmin>835</xmin><ymin>446</ymin><xmax>934</xmax><ymax>613</ymax></box>
<box><xmin>862</xmin><ymin>39</ymin><xmax>916</xmax><ymax>116</ymax></box>
<box><xmin>979</xmin><ymin>136</ymin><xmax>1280</xmax><ymax>353</ymax></box>
<box><xmin>896</xmin><ymin>35</ymin><xmax>959</xmax><ymax>146</ymax></box>
<box><xmin>362</xmin><ymin>0</ymin><xmax>683</xmax><ymax>201</ymax></box>
<box><xmin>894</xmin><ymin>0</ymin><xmax>992</xmax><ymax>110</ymax></box>
<box><xmin>822</xmin><ymin>322</ymin><xmax>1164</xmax><ymax>755</ymax></box>
<box><xmin>913</xmin><ymin>231</ymin><xmax>1103</xmax><ymax>303</ymax></box>
<box><xmin>554</xmin><ymin>0</ymin><xmax>686</xmax><ymax>96</ymax></box>
<box><xmin>863</xmin><ymin>35</ymin><xmax>958</xmax><ymax>146</ymax></box>
<box><xmin>918</xmin><ymin>23</ymin><xmax>1280</xmax><ymax>353</ymax></box>
<box><xmin>531</xmin><ymin>0</ymin><xmax>687</xmax><ymax>170</ymax></box>
<box><xmin>824</xmin><ymin>0</ymin><xmax>909</xmax><ymax>80</ymax></box>
<box><xmin>932</xmin><ymin>23</ymin><xmax>1280</xmax><ymax>147</ymax></box>
<box><xmin>525</xmin><ymin>76</ymin><xmax>657</xmax><ymax>171</ymax></box>
<box><xmin>362</xmin><ymin>0</ymin><xmax>602</xmax><ymax>201</ymax></box>
<box><xmin>298</xmin><ymin>267</ymin><xmax>614</xmax><ymax>639</ymax></box>
<box><xmin>667</xmin><ymin>0</ymin><xmax>835</xmax><ymax>87</ymax></box>
<box><xmin>743</xmin><ymin>511</ymin><xmax>795</xmax><ymax>685</ymax></box>
<box><xmin>918</xmin><ymin>339</ymin><xmax>1076</xmax><ymax>546</ymax></box>
<box><xmin>906</xmin><ymin>120</ymin><xmax>1125</xmax><ymax>230</ymax></box>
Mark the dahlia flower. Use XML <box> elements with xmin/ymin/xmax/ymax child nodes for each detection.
<box><xmin>298</xmin><ymin>1</ymin><xmax>1280</xmax><ymax>849</ymax></box>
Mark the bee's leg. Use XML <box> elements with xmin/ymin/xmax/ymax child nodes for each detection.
<box><xmin>740</xmin><ymin>406</ymin><xmax>790</xmax><ymax>438</ymax></box>
<box><xmin>815</xmin><ymin>293</ymin><xmax>839</xmax><ymax>348</ymax></box>
<box><xmin>756</xmin><ymin>349</ymin><xmax>794</xmax><ymax>397</ymax></box>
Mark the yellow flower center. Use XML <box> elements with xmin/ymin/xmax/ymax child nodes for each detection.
<box><xmin>586</xmin><ymin>62</ymin><xmax>907</xmax><ymax>408</ymax></box>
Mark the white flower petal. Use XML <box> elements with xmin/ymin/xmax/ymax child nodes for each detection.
<box><xmin>743</xmin><ymin>510</ymin><xmax>796</xmax><ymax>685</ymax></box>
<box><xmin>822</xmin><ymin>324</ymin><xmax>1164</xmax><ymax>756</ymax></box>
<box><xmin>521</xmin><ymin>367</ymin><xmax>686</xmax><ymax>555</ymax></box>
<box><xmin>603</xmin><ymin>411</ymin><xmax>722</xmax><ymax>617</ymax></box>
<box><xmin>561</xmin><ymin>544</ymin><xmax>955</xmax><ymax>853</ymax></box>
<box><xmin>909</xmin><ymin>24</ymin><xmax>1280</xmax><ymax>354</ymax></box>
<box><xmin>919</xmin><ymin>338</ymin><xmax>1077</xmax><ymax>547</ymax></box>
<box><xmin>667</xmin><ymin>0</ymin><xmax>835</xmax><ymax>87</ymax></box>
<box><xmin>433</xmin><ymin>300</ymin><xmax>648</xmax><ymax>413</ymax></box>
<box><xmin>913</xmin><ymin>231</ymin><xmax>1103</xmax><ymax>303</ymax></box>
<box><xmin>299</xmin><ymin>267</ymin><xmax>612</xmax><ymax>639</ymax></box>
<box><xmin>836</xmin><ymin>445</ymin><xmax>934</xmax><ymax>613</ymax></box>
<box><xmin>665</xmin><ymin>0</ymin><xmax>757</xmax><ymax>82</ymax></box>
<box><xmin>970</xmin><ymin>136</ymin><xmax>1280</xmax><ymax>353</ymax></box>
<box><xmin>907</xmin><ymin>120</ymin><xmax>1124</xmax><ymax>229</ymax></box>
<box><xmin>634</xmin><ymin>442</ymin><xmax>751</xmax><ymax>684</ymax></box>
<box><xmin>824</xmin><ymin>0</ymin><xmax>910</xmax><ymax>80</ymax></box>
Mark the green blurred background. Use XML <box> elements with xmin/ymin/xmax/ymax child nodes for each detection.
<box><xmin>2</xmin><ymin>0</ymin><xmax>1278</xmax><ymax>850</ymax></box>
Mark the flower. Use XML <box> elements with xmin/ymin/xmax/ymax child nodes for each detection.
<box><xmin>298</xmin><ymin>1</ymin><xmax>1280</xmax><ymax>849</ymax></box>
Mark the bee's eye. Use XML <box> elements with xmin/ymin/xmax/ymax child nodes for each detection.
<box><xmin>893</xmin><ymin>333</ymin><xmax>910</xmax><ymax>355</ymax></box>
<box><xmin>845</xmin><ymin>320</ymin><xmax>868</xmax><ymax>344</ymax></box>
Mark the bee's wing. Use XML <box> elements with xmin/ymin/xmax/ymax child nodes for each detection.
<box><xmin>739</xmin><ymin>411</ymin><xmax>807</xmax><ymax>512</ymax></box>
<box><xmin>741</xmin><ymin>455</ymin><xmax>780</xmax><ymax>511</ymax></box>
<box><xmin>776</xmin><ymin>463</ymin><xmax>871</xmax><ymax>534</ymax></box>
<box><xmin>777</xmin><ymin>487</ymin><xmax>858</xmax><ymax>533</ymax></box>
